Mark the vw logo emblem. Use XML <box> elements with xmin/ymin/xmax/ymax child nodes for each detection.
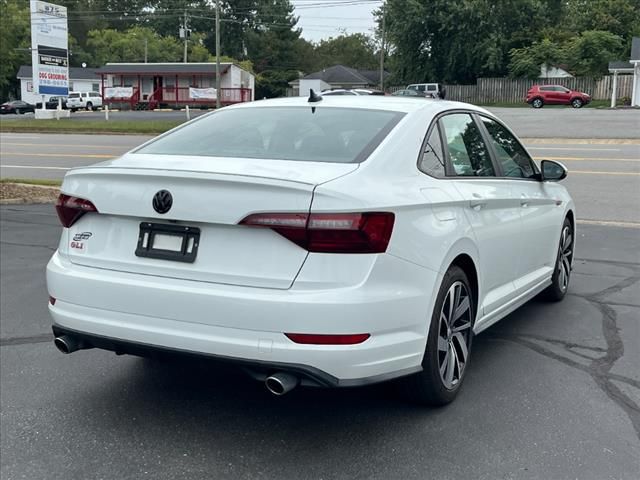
<box><xmin>152</xmin><ymin>190</ymin><xmax>173</xmax><ymax>214</ymax></box>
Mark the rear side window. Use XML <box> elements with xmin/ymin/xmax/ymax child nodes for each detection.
<box><xmin>136</xmin><ymin>107</ymin><xmax>405</xmax><ymax>164</ymax></box>
<box><xmin>427</xmin><ymin>85</ymin><xmax>436</xmax><ymax>91</ymax></box>
<box><xmin>440</xmin><ymin>114</ymin><xmax>495</xmax><ymax>177</ymax></box>
<box><xmin>420</xmin><ymin>124</ymin><xmax>446</xmax><ymax>177</ymax></box>
<box><xmin>480</xmin><ymin>117</ymin><xmax>536</xmax><ymax>179</ymax></box>
<box><xmin>539</xmin><ymin>86</ymin><xmax>553</xmax><ymax>92</ymax></box>
<box><xmin>69</xmin><ymin>93</ymin><xmax>80</xmax><ymax>98</ymax></box>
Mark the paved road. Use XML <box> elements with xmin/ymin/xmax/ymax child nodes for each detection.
<box><xmin>2</xmin><ymin>106</ymin><xmax>639</xmax><ymax>138</ymax></box>
<box><xmin>1</xmin><ymin>205</ymin><xmax>638</xmax><ymax>479</ymax></box>
<box><xmin>2</xmin><ymin>132</ymin><xmax>639</xmax><ymax>224</ymax></box>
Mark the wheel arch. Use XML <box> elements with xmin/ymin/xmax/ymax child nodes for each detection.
<box><xmin>437</xmin><ymin>239</ymin><xmax>481</xmax><ymax>321</ymax></box>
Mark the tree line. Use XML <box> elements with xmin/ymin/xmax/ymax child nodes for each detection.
<box><xmin>379</xmin><ymin>0</ymin><xmax>639</xmax><ymax>84</ymax></box>
<box><xmin>1</xmin><ymin>0</ymin><xmax>638</xmax><ymax>101</ymax></box>
<box><xmin>1</xmin><ymin>0</ymin><xmax>380</xmax><ymax>100</ymax></box>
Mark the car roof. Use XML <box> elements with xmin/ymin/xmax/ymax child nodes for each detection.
<box><xmin>227</xmin><ymin>95</ymin><xmax>489</xmax><ymax>116</ymax></box>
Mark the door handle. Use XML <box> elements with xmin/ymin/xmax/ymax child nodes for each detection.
<box><xmin>520</xmin><ymin>194</ymin><xmax>529</xmax><ymax>208</ymax></box>
<box><xmin>469</xmin><ymin>200</ymin><xmax>488</xmax><ymax>210</ymax></box>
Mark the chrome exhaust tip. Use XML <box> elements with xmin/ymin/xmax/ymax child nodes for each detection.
<box><xmin>54</xmin><ymin>335</ymin><xmax>82</xmax><ymax>354</ymax></box>
<box><xmin>265</xmin><ymin>372</ymin><xmax>299</xmax><ymax>396</ymax></box>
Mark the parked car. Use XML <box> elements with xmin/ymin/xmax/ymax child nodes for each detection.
<box><xmin>47</xmin><ymin>96</ymin><xmax>574</xmax><ymax>405</ymax></box>
<box><xmin>407</xmin><ymin>83</ymin><xmax>443</xmax><ymax>98</ymax></box>
<box><xmin>35</xmin><ymin>96</ymin><xmax>68</xmax><ymax>110</ymax></box>
<box><xmin>321</xmin><ymin>89</ymin><xmax>385</xmax><ymax>96</ymax></box>
<box><xmin>66</xmin><ymin>91</ymin><xmax>103</xmax><ymax>111</ymax></box>
<box><xmin>526</xmin><ymin>85</ymin><xmax>591</xmax><ymax>108</ymax></box>
<box><xmin>0</xmin><ymin>100</ymin><xmax>35</xmax><ymax>114</ymax></box>
<box><xmin>392</xmin><ymin>89</ymin><xmax>426</xmax><ymax>97</ymax></box>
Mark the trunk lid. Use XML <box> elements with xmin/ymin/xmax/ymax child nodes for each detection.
<box><xmin>61</xmin><ymin>154</ymin><xmax>358</xmax><ymax>289</ymax></box>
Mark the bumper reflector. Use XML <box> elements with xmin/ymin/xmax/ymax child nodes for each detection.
<box><xmin>285</xmin><ymin>333</ymin><xmax>370</xmax><ymax>345</ymax></box>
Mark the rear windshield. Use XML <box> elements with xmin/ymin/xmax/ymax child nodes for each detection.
<box><xmin>136</xmin><ymin>106</ymin><xmax>405</xmax><ymax>164</ymax></box>
<box><xmin>69</xmin><ymin>93</ymin><xmax>80</xmax><ymax>98</ymax></box>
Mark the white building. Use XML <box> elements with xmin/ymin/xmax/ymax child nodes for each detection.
<box><xmin>17</xmin><ymin>65</ymin><xmax>101</xmax><ymax>104</ymax></box>
<box><xmin>609</xmin><ymin>37</ymin><xmax>640</xmax><ymax>107</ymax></box>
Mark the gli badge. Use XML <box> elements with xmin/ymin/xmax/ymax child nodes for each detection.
<box><xmin>71</xmin><ymin>232</ymin><xmax>92</xmax><ymax>252</ymax></box>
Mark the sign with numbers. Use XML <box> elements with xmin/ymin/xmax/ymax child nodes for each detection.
<box><xmin>30</xmin><ymin>1</ymin><xmax>69</xmax><ymax>96</ymax></box>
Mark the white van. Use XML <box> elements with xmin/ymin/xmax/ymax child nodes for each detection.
<box><xmin>407</xmin><ymin>83</ymin><xmax>443</xmax><ymax>98</ymax></box>
<box><xmin>67</xmin><ymin>92</ymin><xmax>103</xmax><ymax>111</ymax></box>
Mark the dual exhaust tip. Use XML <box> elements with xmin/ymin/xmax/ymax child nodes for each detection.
<box><xmin>54</xmin><ymin>335</ymin><xmax>300</xmax><ymax>396</ymax></box>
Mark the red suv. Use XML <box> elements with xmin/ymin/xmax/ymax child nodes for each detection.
<box><xmin>526</xmin><ymin>85</ymin><xmax>591</xmax><ymax>109</ymax></box>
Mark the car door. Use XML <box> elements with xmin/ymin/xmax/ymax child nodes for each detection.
<box><xmin>477</xmin><ymin>115</ymin><xmax>562</xmax><ymax>295</ymax></box>
<box><xmin>555</xmin><ymin>86</ymin><xmax>571</xmax><ymax>104</ymax></box>
<box><xmin>438</xmin><ymin>112</ymin><xmax>522</xmax><ymax>317</ymax></box>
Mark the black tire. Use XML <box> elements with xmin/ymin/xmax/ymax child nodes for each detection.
<box><xmin>71</xmin><ymin>108</ymin><xmax>77</xmax><ymax>113</ymax></box>
<box><xmin>531</xmin><ymin>98</ymin><xmax>544</xmax><ymax>108</ymax></box>
<box><xmin>16</xmin><ymin>108</ymin><xmax>23</xmax><ymax>115</ymax></box>
<box><xmin>571</xmin><ymin>98</ymin><xmax>583</xmax><ymax>108</ymax></box>
<box><xmin>402</xmin><ymin>265</ymin><xmax>475</xmax><ymax>406</ymax></box>
<box><xmin>86</xmin><ymin>102</ymin><xmax>93</xmax><ymax>111</ymax></box>
<box><xmin>541</xmin><ymin>217</ymin><xmax>574</xmax><ymax>301</ymax></box>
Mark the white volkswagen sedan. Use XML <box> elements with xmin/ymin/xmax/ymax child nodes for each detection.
<box><xmin>47</xmin><ymin>94</ymin><xmax>575</xmax><ymax>405</ymax></box>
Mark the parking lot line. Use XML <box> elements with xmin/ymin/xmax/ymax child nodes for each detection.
<box><xmin>568</xmin><ymin>170</ymin><xmax>640</xmax><ymax>176</ymax></box>
<box><xmin>577</xmin><ymin>219</ymin><xmax>640</xmax><ymax>228</ymax></box>
<box><xmin>545</xmin><ymin>158</ymin><xmax>640</xmax><ymax>163</ymax></box>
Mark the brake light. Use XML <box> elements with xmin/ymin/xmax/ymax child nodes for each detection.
<box><xmin>55</xmin><ymin>194</ymin><xmax>98</xmax><ymax>228</ymax></box>
<box><xmin>240</xmin><ymin>212</ymin><xmax>394</xmax><ymax>253</ymax></box>
<box><xmin>285</xmin><ymin>333</ymin><xmax>370</xmax><ymax>345</ymax></box>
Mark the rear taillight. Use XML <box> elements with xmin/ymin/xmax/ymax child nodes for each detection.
<box><xmin>240</xmin><ymin>212</ymin><xmax>394</xmax><ymax>253</ymax></box>
<box><xmin>285</xmin><ymin>333</ymin><xmax>370</xmax><ymax>345</ymax></box>
<box><xmin>55</xmin><ymin>194</ymin><xmax>98</xmax><ymax>228</ymax></box>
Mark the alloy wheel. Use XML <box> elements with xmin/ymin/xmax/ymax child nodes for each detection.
<box><xmin>438</xmin><ymin>281</ymin><xmax>472</xmax><ymax>390</ymax></box>
<box><xmin>557</xmin><ymin>225</ymin><xmax>573</xmax><ymax>292</ymax></box>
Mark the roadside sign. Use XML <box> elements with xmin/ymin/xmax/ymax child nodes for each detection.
<box><xmin>30</xmin><ymin>1</ymin><xmax>69</xmax><ymax>96</ymax></box>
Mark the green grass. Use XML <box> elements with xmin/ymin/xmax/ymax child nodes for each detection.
<box><xmin>0</xmin><ymin>118</ymin><xmax>182</xmax><ymax>134</ymax></box>
<box><xmin>0</xmin><ymin>178</ymin><xmax>62</xmax><ymax>186</ymax></box>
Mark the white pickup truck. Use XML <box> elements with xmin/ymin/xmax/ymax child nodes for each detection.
<box><xmin>67</xmin><ymin>91</ymin><xmax>103</xmax><ymax>111</ymax></box>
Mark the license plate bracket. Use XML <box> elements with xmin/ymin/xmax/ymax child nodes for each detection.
<box><xmin>135</xmin><ymin>222</ymin><xmax>200</xmax><ymax>263</ymax></box>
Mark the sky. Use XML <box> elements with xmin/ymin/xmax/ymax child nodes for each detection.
<box><xmin>292</xmin><ymin>0</ymin><xmax>382</xmax><ymax>43</ymax></box>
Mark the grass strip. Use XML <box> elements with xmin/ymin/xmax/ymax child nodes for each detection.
<box><xmin>0</xmin><ymin>178</ymin><xmax>62</xmax><ymax>186</ymax></box>
<box><xmin>0</xmin><ymin>118</ymin><xmax>182</xmax><ymax>134</ymax></box>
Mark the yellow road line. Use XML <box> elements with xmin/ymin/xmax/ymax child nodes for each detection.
<box><xmin>577</xmin><ymin>219</ymin><xmax>640</xmax><ymax>228</ymax></box>
<box><xmin>0</xmin><ymin>152</ymin><xmax>114</xmax><ymax>159</ymax></box>
<box><xmin>533</xmin><ymin>156</ymin><xmax>639</xmax><ymax>162</ymax></box>
<box><xmin>568</xmin><ymin>170</ymin><xmax>640</xmax><ymax>176</ymax></box>
<box><xmin>1</xmin><ymin>143</ymin><xmax>129</xmax><ymax>149</ymax></box>
<box><xmin>0</xmin><ymin>165</ymin><xmax>70</xmax><ymax>170</ymax></box>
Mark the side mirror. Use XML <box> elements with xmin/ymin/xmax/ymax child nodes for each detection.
<box><xmin>540</xmin><ymin>160</ymin><xmax>567</xmax><ymax>182</ymax></box>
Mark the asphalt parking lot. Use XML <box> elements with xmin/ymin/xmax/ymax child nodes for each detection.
<box><xmin>1</xmin><ymin>107</ymin><xmax>639</xmax><ymax>479</ymax></box>
<box><xmin>1</xmin><ymin>205</ymin><xmax>638</xmax><ymax>479</ymax></box>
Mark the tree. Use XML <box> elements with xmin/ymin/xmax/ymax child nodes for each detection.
<box><xmin>0</xmin><ymin>0</ymin><xmax>30</xmax><ymax>99</ymax></box>
<box><xmin>246</xmin><ymin>0</ymin><xmax>301</xmax><ymax>97</ymax></box>
<box><xmin>314</xmin><ymin>34</ymin><xmax>378</xmax><ymax>70</ymax></box>
<box><xmin>85</xmin><ymin>27</ymin><xmax>184</xmax><ymax>65</ymax></box>
<box><xmin>509</xmin><ymin>39</ymin><xmax>565</xmax><ymax>78</ymax></box>
<box><xmin>565</xmin><ymin>30</ymin><xmax>624</xmax><ymax>76</ymax></box>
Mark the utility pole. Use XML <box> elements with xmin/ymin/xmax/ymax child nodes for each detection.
<box><xmin>183</xmin><ymin>10</ymin><xmax>189</xmax><ymax>63</ymax></box>
<box><xmin>379</xmin><ymin>3</ymin><xmax>385</xmax><ymax>91</ymax></box>
<box><xmin>215</xmin><ymin>0</ymin><xmax>221</xmax><ymax>108</ymax></box>
<box><xmin>144</xmin><ymin>37</ymin><xmax>148</xmax><ymax>63</ymax></box>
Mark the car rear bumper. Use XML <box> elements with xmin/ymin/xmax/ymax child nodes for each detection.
<box><xmin>47</xmin><ymin>251</ymin><xmax>436</xmax><ymax>384</ymax></box>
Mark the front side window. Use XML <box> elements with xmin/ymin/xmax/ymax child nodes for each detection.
<box><xmin>440</xmin><ymin>114</ymin><xmax>495</xmax><ymax>177</ymax></box>
<box><xmin>420</xmin><ymin>124</ymin><xmax>446</xmax><ymax>177</ymax></box>
<box><xmin>480</xmin><ymin>117</ymin><xmax>536</xmax><ymax>179</ymax></box>
<box><xmin>136</xmin><ymin>107</ymin><xmax>405</xmax><ymax>164</ymax></box>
